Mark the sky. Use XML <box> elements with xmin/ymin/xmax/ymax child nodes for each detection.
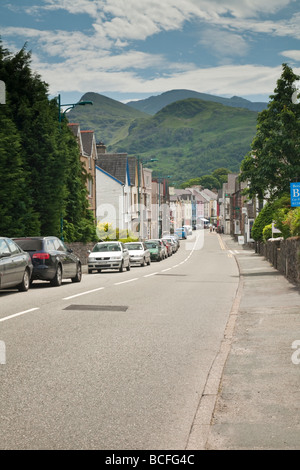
<box><xmin>1</xmin><ymin>0</ymin><xmax>300</xmax><ymax>106</ymax></box>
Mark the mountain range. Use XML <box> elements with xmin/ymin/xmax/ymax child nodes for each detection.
<box><xmin>126</xmin><ymin>89</ymin><xmax>267</xmax><ymax>114</ymax></box>
<box><xmin>68</xmin><ymin>89</ymin><xmax>263</xmax><ymax>184</ymax></box>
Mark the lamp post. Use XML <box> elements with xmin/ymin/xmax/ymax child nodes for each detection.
<box><xmin>137</xmin><ymin>157</ymin><xmax>158</xmax><ymax>240</ymax></box>
<box><xmin>58</xmin><ymin>94</ymin><xmax>93</xmax><ymax>123</ymax></box>
<box><xmin>58</xmin><ymin>94</ymin><xmax>93</xmax><ymax>240</ymax></box>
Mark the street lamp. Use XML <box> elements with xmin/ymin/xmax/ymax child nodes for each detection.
<box><xmin>58</xmin><ymin>94</ymin><xmax>93</xmax><ymax>240</ymax></box>
<box><xmin>58</xmin><ymin>94</ymin><xmax>93</xmax><ymax>123</ymax></box>
<box><xmin>137</xmin><ymin>157</ymin><xmax>158</xmax><ymax>239</ymax></box>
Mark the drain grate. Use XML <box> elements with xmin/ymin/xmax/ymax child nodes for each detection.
<box><xmin>64</xmin><ymin>304</ymin><xmax>128</xmax><ymax>312</ymax></box>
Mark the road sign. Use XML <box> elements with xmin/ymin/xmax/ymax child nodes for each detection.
<box><xmin>290</xmin><ymin>182</ymin><xmax>300</xmax><ymax>207</ymax></box>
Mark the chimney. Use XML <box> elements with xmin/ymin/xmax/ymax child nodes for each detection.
<box><xmin>96</xmin><ymin>141</ymin><xmax>106</xmax><ymax>155</ymax></box>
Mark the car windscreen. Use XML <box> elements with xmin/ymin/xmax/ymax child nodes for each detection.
<box><xmin>145</xmin><ymin>242</ymin><xmax>158</xmax><ymax>248</ymax></box>
<box><xmin>126</xmin><ymin>244</ymin><xmax>142</xmax><ymax>250</ymax></box>
<box><xmin>92</xmin><ymin>244</ymin><xmax>121</xmax><ymax>252</ymax></box>
<box><xmin>14</xmin><ymin>239</ymin><xmax>43</xmax><ymax>251</ymax></box>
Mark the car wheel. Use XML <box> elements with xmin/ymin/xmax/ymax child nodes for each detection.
<box><xmin>72</xmin><ymin>263</ymin><xmax>82</xmax><ymax>283</ymax></box>
<box><xmin>51</xmin><ymin>264</ymin><xmax>62</xmax><ymax>286</ymax></box>
<box><xmin>141</xmin><ymin>258</ymin><xmax>146</xmax><ymax>267</ymax></box>
<box><xmin>18</xmin><ymin>268</ymin><xmax>30</xmax><ymax>292</ymax></box>
<box><xmin>119</xmin><ymin>261</ymin><xmax>124</xmax><ymax>272</ymax></box>
<box><xmin>88</xmin><ymin>269</ymin><xmax>93</xmax><ymax>274</ymax></box>
<box><xmin>97</xmin><ymin>269</ymin><xmax>102</xmax><ymax>273</ymax></box>
<box><xmin>126</xmin><ymin>262</ymin><xmax>131</xmax><ymax>271</ymax></box>
<box><xmin>147</xmin><ymin>259</ymin><xmax>151</xmax><ymax>266</ymax></box>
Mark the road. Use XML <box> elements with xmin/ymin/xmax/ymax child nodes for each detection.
<box><xmin>0</xmin><ymin>230</ymin><xmax>239</xmax><ymax>450</ymax></box>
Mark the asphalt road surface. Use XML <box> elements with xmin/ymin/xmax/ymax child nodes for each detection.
<box><xmin>0</xmin><ymin>230</ymin><xmax>239</xmax><ymax>450</ymax></box>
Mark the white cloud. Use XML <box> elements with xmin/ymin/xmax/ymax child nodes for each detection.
<box><xmin>280</xmin><ymin>50</ymin><xmax>300</xmax><ymax>62</ymax></box>
<box><xmin>1</xmin><ymin>0</ymin><xmax>299</xmax><ymax>102</ymax></box>
<box><xmin>199</xmin><ymin>29</ymin><xmax>250</xmax><ymax>59</ymax></box>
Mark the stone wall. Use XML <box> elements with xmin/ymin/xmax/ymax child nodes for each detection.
<box><xmin>66</xmin><ymin>242</ymin><xmax>96</xmax><ymax>266</ymax></box>
<box><xmin>255</xmin><ymin>237</ymin><xmax>300</xmax><ymax>286</ymax></box>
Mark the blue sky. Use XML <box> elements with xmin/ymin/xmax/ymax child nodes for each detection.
<box><xmin>1</xmin><ymin>0</ymin><xmax>300</xmax><ymax>105</ymax></box>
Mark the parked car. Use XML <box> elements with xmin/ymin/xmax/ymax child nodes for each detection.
<box><xmin>183</xmin><ymin>225</ymin><xmax>193</xmax><ymax>235</ymax></box>
<box><xmin>175</xmin><ymin>227</ymin><xmax>187</xmax><ymax>239</ymax></box>
<box><xmin>88</xmin><ymin>241</ymin><xmax>130</xmax><ymax>273</ymax></box>
<box><xmin>144</xmin><ymin>240</ymin><xmax>165</xmax><ymax>262</ymax></box>
<box><xmin>13</xmin><ymin>236</ymin><xmax>82</xmax><ymax>286</ymax></box>
<box><xmin>162</xmin><ymin>236</ymin><xmax>178</xmax><ymax>253</ymax></box>
<box><xmin>162</xmin><ymin>239</ymin><xmax>173</xmax><ymax>257</ymax></box>
<box><xmin>124</xmin><ymin>242</ymin><xmax>151</xmax><ymax>267</ymax></box>
<box><xmin>0</xmin><ymin>237</ymin><xmax>33</xmax><ymax>292</ymax></box>
<box><xmin>151</xmin><ymin>239</ymin><xmax>168</xmax><ymax>259</ymax></box>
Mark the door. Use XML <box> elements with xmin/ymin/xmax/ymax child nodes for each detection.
<box><xmin>0</xmin><ymin>239</ymin><xmax>11</xmax><ymax>288</ymax></box>
<box><xmin>6</xmin><ymin>239</ymin><xmax>25</xmax><ymax>285</ymax></box>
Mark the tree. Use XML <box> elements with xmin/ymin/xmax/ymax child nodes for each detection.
<box><xmin>0</xmin><ymin>109</ymin><xmax>40</xmax><ymax>236</ymax></box>
<box><xmin>212</xmin><ymin>168</ymin><xmax>231</xmax><ymax>186</ymax></box>
<box><xmin>240</xmin><ymin>64</ymin><xmax>300</xmax><ymax>200</ymax></box>
<box><xmin>0</xmin><ymin>40</ymin><xmax>96</xmax><ymax>241</ymax></box>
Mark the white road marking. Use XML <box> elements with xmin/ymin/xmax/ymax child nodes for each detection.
<box><xmin>0</xmin><ymin>308</ymin><xmax>40</xmax><ymax>323</ymax></box>
<box><xmin>63</xmin><ymin>287</ymin><xmax>105</xmax><ymax>300</ymax></box>
<box><xmin>114</xmin><ymin>278</ymin><xmax>138</xmax><ymax>286</ymax></box>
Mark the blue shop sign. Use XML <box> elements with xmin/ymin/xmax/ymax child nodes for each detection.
<box><xmin>290</xmin><ymin>182</ymin><xmax>300</xmax><ymax>207</ymax></box>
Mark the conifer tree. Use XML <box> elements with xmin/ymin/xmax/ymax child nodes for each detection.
<box><xmin>240</xmin><ymin>64</ymin><xmax>300</xmax><ymax>200</ymax></box>
<box><xmin>0</xmin><ymin>39</ymin><xmax>96</xmax><ymax>241</ymax></box>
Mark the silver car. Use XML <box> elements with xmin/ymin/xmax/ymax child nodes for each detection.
<box><xmin>125</xmin><ymin>242</ymin><xmax>151</xmax><ymax>267</ymax></box>
<box><xmin>0</xmin><ymin>237</ymin><xmax>33</xmax><ymax>291</ymax></box>
<box><xmin>88</xmin><ymin>241</ymin><xmax>130</xmax><ymax>273</ymax></box>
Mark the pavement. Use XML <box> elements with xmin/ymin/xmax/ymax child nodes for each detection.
<box><xmin>202</xmin><ymin>234</ymin><xmax>300</xmax><ymax>450</ymax></box>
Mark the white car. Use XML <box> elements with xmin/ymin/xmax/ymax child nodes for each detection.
<box><xmin>183</xmin><ymin>225</ymin><xmax>193</xmax><ymax>235</ymax></box>
<box><xmin>125</xmin><ymin>242</ymin><xmax>151</xmax><ymax>267</ymax></box>
<box><xmin>88</xmin><ymin>241</ymin><xmax>130</xmax><ymax>273</ymax></box>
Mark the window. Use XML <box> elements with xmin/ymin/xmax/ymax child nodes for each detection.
<box><xmin>53</xmin><ymin>238</ymin><xmax>65</xmax><ymax>252</ymax></box>
<box><xmin>6</xmin><ymin>238</ymin><xmax>20</xmax><ymax>255</ymax></box>
<box><xmin>0</xmin><ymin>239</ymin><xmax>11</xmax><ymax>255</ymax></box>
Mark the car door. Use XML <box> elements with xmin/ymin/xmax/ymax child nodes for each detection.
<box><xmin>6</xmin><ymin>238</ymin><xmax>25</xmax><ymax>285</ymax></box>
<box><xmin>52</xmin><ymin>238</ymin><xmax>71</xmax><ymax>278</ymax></box>
<box><xmin>0</xmin><ymin>239</ymin><xmax>12</xmax><ymax>288</ymax></box>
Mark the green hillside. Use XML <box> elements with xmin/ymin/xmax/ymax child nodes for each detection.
<box><xmin>67</xmin><ymin>92</ymin><xmax>149</xmax><ymax>145</ymax></box>
<box><xmin>110</xmin><ymin>98</ymin><xmax>258</xmax><ymax>184</ymax></box>
<box><xmin>126</xmin><ymin>89</ymin><xmax>267</xmax><ymax>114</ymax></box>
<box><xmin>67</xmin><ymin>92</ymin><xmax>258</xmax><ymax>185</ymax></box>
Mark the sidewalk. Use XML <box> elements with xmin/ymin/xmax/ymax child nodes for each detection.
<box><xmin>205</xmin><ymin>235</ymin><xmax>300</xmax><ymax>450</ymax></box>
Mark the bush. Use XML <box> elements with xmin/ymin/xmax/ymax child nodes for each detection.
<box><xmin>262</xmin><ymin>224</ymin><xmax>272</xmax><ymax>242</ymax></box>
<box><xmin>251</xmin><ymin>194</ymin><xmax>291</xmax><ymax>241</ymax></box>
<box><xmin>282</xmin><ymin>207</ymin><xmax>300</xmax><ymax>236</ymax></box>
<box><xmin>251</xmin><ymin>203</ymin><xmax>274</xmax><ymax>241</ymax></box>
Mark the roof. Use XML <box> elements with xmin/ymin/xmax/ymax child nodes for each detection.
<box><xmin>80</xmin><ymin>130</ymin><xmax>95</xmax><ymax>157</ymax></box>
<box><xmin>96</xmin><ymin>154</ymin><xmax>131</xmax><ymax>185</ymax></box>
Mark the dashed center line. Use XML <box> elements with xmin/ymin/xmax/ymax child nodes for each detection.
<box><xmin>63</xmin><ymin>287</ymin><xmax>105</xmax><ymax>300</ymax></box>
<box><xmin>114</xmin><ymin>278</ymin><xmax>138</xmax><ymax>286</ymax></box>
<box><xmin>0</xmin><ymin>308</ymin><xmax>40</xmax><ymax>323</ymax></box>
